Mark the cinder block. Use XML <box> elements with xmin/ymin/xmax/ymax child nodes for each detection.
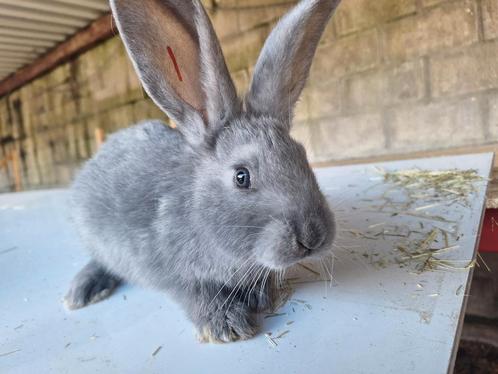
<box><xmin>383</xmin><ymin>0</ymin><xmax>478</xmax><ymax>62</ymax></box>
<box><xmin>346</xmin><ymin>59</ymin><xmax>426</xmax><ymax>111</ymax></box>
<box><xmin>34</xmin><ymin>132</ymin><xmax>57</xmax><ymax>186</ymax></box>
<box><xmin>21</xmin><ymin>138</ymin><xmax>41</xmax><ymax>187</ymax></box>
<box><xmin>200</xmin><ymin>0</ymin><xmax>215</xmax><ymax>9</ymax></box>
<box><xmin>133</xmin><ymin>99</ymin><xmax>167</xmax><ymax>123</ymax></box>
<box><xmin>431</xmin><ymin>41</ymin><xmax>498</xmax><ymax>97</ymax></box>
<box><xmin>231</xmin><ymin>69</ymin><xmax>250</xmax><ymax>96</ymax></box>
<box><xmin>388</xmin><ymin>98</ymin><xmax>484</xmax><ymax>152</ymax></box>
<box><xmin>237</xmin><ymin>0</ymin><xmax>296</xmax><ymax>6</ymax></box>
<box><xmin>321</xmin><ymin>17</ymin><xmax>337</xmax><ymax>44</ymax></box>
<box><xmin>207</xmin><ymin>7</ymin><xmax>239</xmax><ymax>40</ymax></box>
<box><xmin>76</xmin><ymin>120</ymin><xmax>91</xmax><ymax>160</ymax></box>
<box><xmin>223</xmin><ymin>25</ymin><xmax>269</xmax><ymax>72</ymax></box>
<box><xmin>290</xmin><ymin>120</ymin><xmax>315</xmax><ymax>159</ymax></box>
<box><xmin>387</xmin><ymin>59</ymin><xmax>426</xmax><ymax>104</ymax></box>
<box><xmin>307</xmin><ymin>79</ymin><xmax>345</xmax><ymax>119</ymax></box>
<box><xmin>90</xmin><ymin>39</ymin><xmax>137</xmax><ymax>105</ymax></box>
<box><xmin>65</xmin><ymin>122</ymin><xmax>79</xmax><ymax>161</ymax></box>
<box><xmin>238</xmin><ymin>6</ymin><xmax>272</xmax><ymax>33</ymax></box>
<box><xmin>0</xmin><ymin>98</ymin><xmax>9</xmax><ymax>135</ymax></box>
<box><xmin>346</xmin><ymin>70</ymin><xmax>387</xmax><ymax>112</ymax></box>
<box><xmin>483</xmin><ymin>0</ymin><xmax>498</xmax><ymax>40</ymax></box>
<box><xmin>421</xmin><ymin>0</ymin><xmax>448</xmax><ymax>7</ymax></box>
<box><xmin>311</xmin><ymin>29</ymin><xmax>379</xmax><ymax>81</ymax></box>
<box><xmin>18</xmin><ymin>88</ymin><xmax>32</xmax><ymax>134</ymax></box>
<box><xmin>294</xmin><ymin>94</ymin><xmax>310</xmax><ymax>123</ymax></box>
<box><xmin>106</xmin><ymin>104</ymin><xmax>137</xmax><ymax>134</ymax></box>
<box><xmin>333</xmin><ymin>0</ymin><xmax>416</xmax><ymax>36</ymax></box>
<box><xmin>238</xmin><ymin>4</ymin><xmax>292</xmax><ymax>33</ymax></box>
<box><xmin>212</xmin><ymin>0</ymin><xmax>237</xmax><ymax>6</ymax></box>
<box><xmin>310</xmin><ymin>113</ymin><xmax>385</xmax><ymax>161</ymax></box>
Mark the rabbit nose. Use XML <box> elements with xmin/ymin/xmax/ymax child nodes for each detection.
<box><xmin>297</xmin><ymin>218</ymin><xmax>327</xmax><ymax>251</ymax></box>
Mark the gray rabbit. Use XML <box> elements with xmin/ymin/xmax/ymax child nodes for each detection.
<box><xmin>64</xmin><ymin>0</ymin><xmax>341</xmax><ymax>343</ymax></box>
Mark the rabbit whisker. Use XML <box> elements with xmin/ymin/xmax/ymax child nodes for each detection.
<box><xmin>225</xmin><ymin>262</ymin><xmax>261</xmax><ymax>312</ymax></box>
<box><xmin>260</xmin><ymin>267</ymin><xmax>272</xmax><ymax>298</ymax></box>
<box><xmin>222</xmin><ymin>225</ymin><xmax>266</xmax><ymax>229</ymax></box>
<box><xmin>245</xmin><ymin>266</ymin><xmax>266</xmax><ymax>306</ymax></box>
<box><xmin>220</xmin><ymin>261</ymin><xmax>259</xmax><ymax>312</ymax></box>
<box><xmin>321</xmin><ymin>256</ymin><xmax>334</xmax><ymax>288</ymax></box>
<box><xmin>208</xmin><ymin>255</ymin><xmax>254</xmax><ymax>308</ymax></box>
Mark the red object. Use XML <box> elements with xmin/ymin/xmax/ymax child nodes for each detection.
<box><xmin>479</xmin><ymin>209</ymin><xmax>498</xmax><ymax>253</ymax></box>
<box><xmin>167</xmin><ymin>46</ymin><xmax>183</xmax><ymax>82</ymax></box>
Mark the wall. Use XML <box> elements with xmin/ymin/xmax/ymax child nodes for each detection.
<box><xmin>0</xmin><ymin>0</ymin><xmax>497</xmax><ymax>191</ymax></box>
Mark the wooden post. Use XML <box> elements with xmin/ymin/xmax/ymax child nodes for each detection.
<box><xmin>0</xmin><ymin>155</ymin><xmax>7</xmax><ymax>171</ymax></box>
<box><xmin>0</xmin><ymin>151</ymin><xmax>22</xmax><ymax>192</ymax></box>
<box><xmin>95</xmin><ymin>127</ymin><xmax>105</xmax><ymax>149</ymax></box>
<box><xmin>10</xmin><ymin>149</ymin><xmax>22</xmax><ymax>192</ymax></box>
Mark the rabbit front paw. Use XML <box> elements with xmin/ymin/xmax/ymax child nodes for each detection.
<box><xmin>197</xmin><ymin>302</ymin><xmax>257</xmax><ymax>343</ymax></box>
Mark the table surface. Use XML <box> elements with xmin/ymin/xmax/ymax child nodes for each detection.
<box><xmin>0</xmin><ymin>153</ymin><xmax>493</xmax><ymax>374</ymax></box>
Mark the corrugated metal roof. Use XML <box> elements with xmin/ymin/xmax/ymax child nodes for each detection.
<box><xmin>0</xmin><ymin>0</ymin><xmax>109</xmax><ymax>81</ymax></box>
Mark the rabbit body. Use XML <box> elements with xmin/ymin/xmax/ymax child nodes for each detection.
<box><xmin>65</xmin><ymin>0</ymin><xmax>342</xmax><ymax>343</ymax></box>
<box><xmin>70</xmin><ymin>121</ymin><xmax>193</xmax><ymax>290</ymax></box>
<box><xmin>67</xmin><ymin>120</ymin><xmax>275</xmax><ymax>341</ymax></box>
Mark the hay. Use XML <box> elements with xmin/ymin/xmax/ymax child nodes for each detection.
<box><xmin>151</xmin><ymin>346</ymin><xmax>162</xmax><ymax>357</ymax></box>
<box><xmin>341</xmin><ymin>168</ymin><xmax>488</xmax><ymax>274</ymax></box>
<box><xmin>379</xmin><ymin>168</ymin><xmax>485</xmax><ymax>207</ymax></box>
<box><xmin>381</xmin><ymin>168</ymin><xmax>483</xmax><ymax>194</ymax></box>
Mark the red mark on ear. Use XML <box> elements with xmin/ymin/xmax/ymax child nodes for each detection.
<box><xmin>167</xmin><ymin>46</ymin><xmax>183</xmax><ymax>82</ymax></box>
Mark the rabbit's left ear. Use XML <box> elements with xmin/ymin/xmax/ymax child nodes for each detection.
<box><xmin>246</xmin><ymin>0</ymin><xmax>342</xmax><ymax>126</ymax></box>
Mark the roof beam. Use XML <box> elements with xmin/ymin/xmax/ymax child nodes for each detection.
<box><xmin>0</xmin><ymin>13</ymin><xmax>115</xmax><ymax>97</ymax></box>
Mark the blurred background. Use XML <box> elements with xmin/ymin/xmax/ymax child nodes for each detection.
<box><xmin>0</xmin><ymin>0</ymin><xmax>497</xmax><ymax>192</ymax></box>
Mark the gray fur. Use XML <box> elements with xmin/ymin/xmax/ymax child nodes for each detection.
<box><xmin>246</xmin><ymin>0</ymin><xmax>342</xmax><ymax>124</ymax></box>
<box><xmin>66</xmin><ymin>0</ymin><xmax>340</xmax><ymax>343</ymax></box>
<box><xmin>64</xmin><ymin>260</ymin><xmax>121</xmax><ymax>310</ymax></box>
<box><xmin>109</xmin><ymin>0</ymin><xmax>241</xmax><ymax>145</ymax></box>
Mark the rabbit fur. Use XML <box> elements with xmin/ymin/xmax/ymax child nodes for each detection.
<box><xmin>65</xmin><ymin>0</ymin><xmax>341</xmax><ymax>343</ymax></box>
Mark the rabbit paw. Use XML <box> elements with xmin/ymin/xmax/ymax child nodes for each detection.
<box><xmin>248</xmin><ymin>286</ymin><xmax>278</xmax><ymax>313</ymax></box>
<box><xmin>64</xmin><ymin>261</ymin><xmax>121</xmax><ymax>310</ymax></box>
<box><xmin>245</xmin><ymin>277</ymin><xmax>276</xmax><ymax>313</ymax></box>
<box><xmin>197</xmin><ymin>302</ymin><xmax>257</xmax><ymax>343</ymax></box>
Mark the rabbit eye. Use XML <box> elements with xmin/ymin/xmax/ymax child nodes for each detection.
<box><xmin>235</xmin><ymin>167</ymin><xmax>250</xmax><ymax>188</ymax></box>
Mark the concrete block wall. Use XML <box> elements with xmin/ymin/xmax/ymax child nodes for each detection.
<box><xmin>298</xmin><ymin>0</ymin><xmax>498</xmax><ymax>161</ymax></box>
<box><xmin>0</xmin><ymin>0</ymin><xmax>497</xmax><ymax>190</ymax></box>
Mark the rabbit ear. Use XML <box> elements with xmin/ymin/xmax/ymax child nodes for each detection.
<box><xmin>245</xmin><ymin>0</ymin><xmax>341</xmax><ymax>126</ymax></box>
<box><xmin>110</xmin><ymin>0</ymin><xmax>240</xmax><ymax>145</ymax></box>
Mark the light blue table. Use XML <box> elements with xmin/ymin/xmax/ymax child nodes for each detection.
<box><xmin>0</xmin><ymin>153</ymin><xmax>492</xmax><ymax>373</ymax></box>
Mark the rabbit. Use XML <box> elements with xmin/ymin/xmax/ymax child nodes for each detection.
<box><xmin>64</xmin><ymin>0</ymin><xmax>341</xmax><ymax>343</ymax></box>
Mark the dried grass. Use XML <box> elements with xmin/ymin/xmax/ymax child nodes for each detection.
<box><xmin>379</xmin><ymin>168</ymin><xmax>485</xmax><ymax>208</ymax></box>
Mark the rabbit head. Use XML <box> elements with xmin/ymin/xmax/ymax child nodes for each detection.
<box><xmin>110</xmin><ymin>0</ymin><xmax>341</xmax><ymax>270</ymax></box>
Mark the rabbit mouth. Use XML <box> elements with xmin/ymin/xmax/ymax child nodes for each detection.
<box><xmin>254</xmin><ymin>220</ymin><xmax>334</xmax><ymax>270</ymax></box>
<box><xmin>296</xmin><ymin>240</ymin><xmax>314</xmax><ymax>256</ymax></box>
